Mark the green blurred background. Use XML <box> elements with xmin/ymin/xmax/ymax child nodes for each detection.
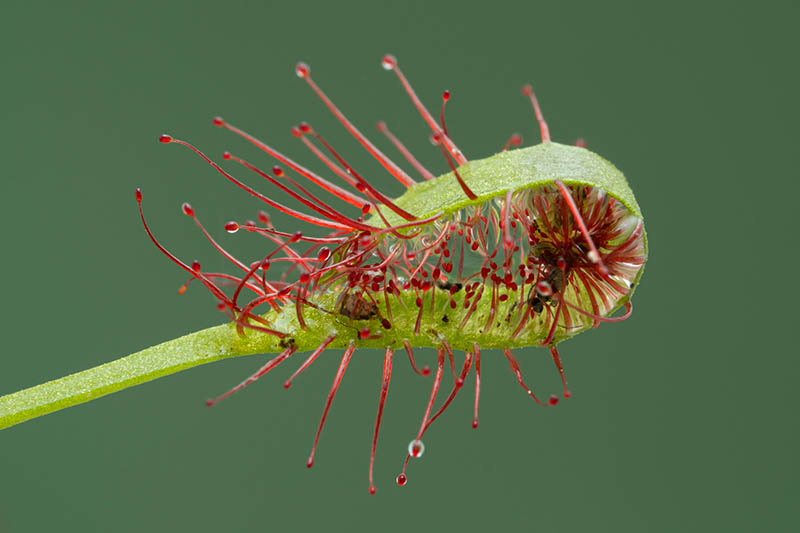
<box><xmin>1</xmin><ymin>1</ymin><xmax>797</xmax><ymax>531</ymax></box>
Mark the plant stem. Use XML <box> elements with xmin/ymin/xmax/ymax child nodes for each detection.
<box><xmin>0</xmin><ymin>322</ymin><xmax>276</xmax><ymax>430</ymax></box>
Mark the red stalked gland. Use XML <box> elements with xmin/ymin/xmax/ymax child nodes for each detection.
<box><xmin>381</xmin><ymin>54</ymin><xmax>397</xmax><ymax>70</ymax></box>
<box><xmin>295</xmin><ymin>62</ymin><xmax>310</xmax><ymax>78</ymax></box>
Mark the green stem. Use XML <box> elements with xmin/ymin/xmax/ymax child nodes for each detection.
<box><xmin>0</xmin><ymin>322</ymin><xmax>277</xmax><ymax>430</ymax></box>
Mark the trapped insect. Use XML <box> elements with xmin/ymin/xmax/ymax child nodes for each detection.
<box><xmin>0</xmin><ymin>54</ymin><xmax>647</xmax><ymax>495</ymax></box>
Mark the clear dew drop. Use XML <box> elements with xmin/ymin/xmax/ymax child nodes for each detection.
<box><xmin>408</xmin><ymin>439</ymin><xmax>425</xmax><ymax>458</ymax></box>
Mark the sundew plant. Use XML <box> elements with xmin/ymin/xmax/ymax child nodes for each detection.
<box><xmin>0</xmin><ymin>55</ymin><xmax>647</xmax><ymax>494</ymax></box>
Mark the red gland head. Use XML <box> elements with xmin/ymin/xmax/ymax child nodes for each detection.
<box><xmin>381</xmin><ymin>54</ymin><xmax>397</xmax><ymax>70</ymax></box>
<box><xmin>317</xmin><ymin>247</ymin><xmax>331</xmax><ymax>263</ymax></box>
<box><xmin>295</xmin><ymin>62</ymin><xmax>310</xmax><ymax>78</ymax></box>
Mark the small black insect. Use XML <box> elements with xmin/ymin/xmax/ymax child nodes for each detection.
<box><xmin>527</xmin><ymin>267</ymin><xmax>566</xmax><ymax>313</ymax></box>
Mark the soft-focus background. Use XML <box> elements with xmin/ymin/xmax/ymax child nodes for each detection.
<box><xmin>1</xmin><ymin>1</ymin><xmax>797</xmax><ymax>531</ymax></box>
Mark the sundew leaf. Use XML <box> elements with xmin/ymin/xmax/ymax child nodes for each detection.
<box><xmin>0</xmin><ymin>283</ymin><xmax>576</xmax><ymax>430</ymax></box>
<box><xmin>1</xmin><ymin>142</ymin><xmax>646</xmax><ymax>431</ymax></box>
